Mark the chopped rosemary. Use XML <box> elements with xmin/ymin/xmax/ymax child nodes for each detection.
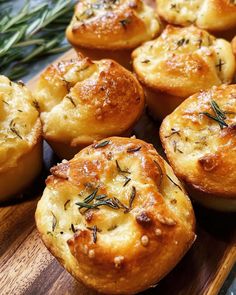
<box><xmin>95</xmin><ymin>194</ymin><xmax>107</xmax><ymax>200</ymax></box>
<box><xmin>126</xmin><ymin>186</ymin><xmax>136</xmax><ymax>212</ymax></box>
<box><xmin>66</xmin><ymin>95</ymin><xmax>76</xmax><ymax>107</ymax></box>
<box><xmin>123</xmin><ymin>176</ymin><xmax>131</xmax><ymax>187</ymax></box>
<box><xmin>87</xmin><ymin>225</ymin><xmax>98</xmax><ymax>243</ymax></box>
<box><xmin>71</xmin><ymin>223</ymin><xmax>76</xmax><ymax>233</ymax></box>
<box><xmin>64</xmin><ymin>199</ymin><xmax>70</xmax><ymax>210</ymax></box>
<box><xmin>94</xmin><ymin>140</ymin><xmax>110</xmax><ymax>148</ymax></box>
<box><xmin>166</xmin><ymin>175</ymin><xmax>183</xmax><ymax>191</ymax></box>
<box><xmin>141</xmin><ymin>59</ymin><xmax>150</xmax><ymax>64</ymax></box>
<box><xmin>76</xmin><ymin>202</ymin><xmax>95</xmax><ymax>209</ymax></box>
<box><xmin>113</xmin><ymin>197</ymin><xmax>129</xmax><ymax>211</ymax></box>
<box><xmin>176</xmin><ymin>38</ymin><xmax>189</xmax><ymax>48</ymax></box>
<box><xmin>164</xmin><ymin>128</ymin><xmax>180</xmax><ymax>138</ymax></box>
<box><xmin>127</xmin><ymin>146</ymin><xmax>141</xmax><ymax>153</ymax></box>
<box><xmin>51</xmin><ymin>211</ymin><xmax>57</xmax><ymax>232</ymax></box>
<box><xmin>10</xmin><ymin>120</ymin><xmax>23</xmax><ymax>139</ymax></box>
<box><xmin>116</xmin><ymin>160</ymin><xmax>131</xmax><ymax>174</ymax></box>
<box><xmin>200</xmin><ymin>100</ymin><xmax>228</xmax><ymax>129</ymax></box>
<box><xmin>215</xmin><ymin>59</ymin><xmax>225</xmax><ymax>72</ymax></box>
<box><xmin>84</xmin><ymin>188</ymin><xmax>98</xmax><ymax>203</ymax></box>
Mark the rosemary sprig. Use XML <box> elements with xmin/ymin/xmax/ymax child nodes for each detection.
<box><xmin>0</xmin><ymin>0</ymin><xmax>75</xmax><ymax>80</ymax></box>
<box><xmin>94</xmin><ymin>140</ymin><xmax>110</xmax><ymax>149</ymax></box>
<box><xmin>166</xmin><ymin>175</ymin><xmax>183</xmax><ymax>191</ymax></box>
<box><xmin>51</xmin><ymin>211</ymin><xmax>57</xmax><ymax>232</ymax></box>
<box><xmin>200</xmin><ymin>100</ymin><xmax>228</xmax><ymax>129</ymax></box>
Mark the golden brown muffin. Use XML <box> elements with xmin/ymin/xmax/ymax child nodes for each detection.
<box><xmin>35</xmin><ymin>136</ymin><xmax>196</xmax><ymax>294</ymax></box>
<box><xmin>35</xmin><ymin>55</ymin><xmax>145</xmax><ymax>159</ymax></box>
<box><xmin>156</xmin><ymin>0</ymin><xmax>236</xmax><ymax>32</ymax></box>
<box><xmin>132</xmin><ymin>25</ymin><xmax>235</xmax><ymax>120</ymax></box>
<box><xmin>0</xmin><ymin>76</ymin><xmax>42</xmax><ymax>201</ymax></box>
<box><xmin>66</xmin><ymin>0</ymin><xmax>161</xmax><ymax>68</ymax></box>
<box><xmin>160</xmin><ymin>84</ymin><xmax>236</xmax><ymax>211</ymax></box>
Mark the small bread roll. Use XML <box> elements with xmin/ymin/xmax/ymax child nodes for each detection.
<box><xmin>156</xmin><ymin>0</ymin><xmax>236</xmax><ymax>32</ymax></box>
<box><xmin>132</xmin><ymin>25</ymin><xmax>235</xmax><ymax>119</ymax></box>
<box><xmin>66</xmin><ymin>0</ymin><xmax>161</xmax><ymax>68</ymax></box>
<box><xmin>35</xmin><ymin>136</ymin><xmax>195</xmax><ymax>294</ymax></box>
<box><xmin>0</xmin><ymin>76</ymin><xmax>42</xmax><ymax>201</ymax></box>
<box><xmin>35</xmin><ymin>55</ymin><xmax>145</xmax><ymax>159</ymax></box>
<box><xmin>160</xmin><ymin>84</ymin><xmax>236</xmax><ymax>211</ymax></box>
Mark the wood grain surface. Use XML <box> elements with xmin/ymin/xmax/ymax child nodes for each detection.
<box><xmin>0</xmin><ymin>49</ymin><xmax>235</xmax><ymax>295</ymax></box>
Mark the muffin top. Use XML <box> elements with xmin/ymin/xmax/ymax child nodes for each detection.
<box><xmin>0</xmin><ymin>76</ymin><xmax>41</xmax><ymax>173</ymax></box>
<box><xmin>156</xmin><ymin>0</ymin><xmax>236</xmax><ymax>31</ymax></box>
<box><xmin>35</xmin><ymin>136</ymin><xmax>195</xmax><ymax>294</ymax></box>
<box><xmin>160</xmin><ymin>84</ymin><xmax>236</xmax><ymax>197</ymax></box>
<box><xmin>35</xmin><ymin>55</ymin><xmax>145</xmax><ymax>146</ymax></box>
<box><xmin>66</xmin><ymin>0</ymin><xmax>160</xmax><ymax>50</ymax></box>
<box><xmin>132</xmin><ymin>25</ymin><xmax>235</xmax><ymax>97</ymax></box>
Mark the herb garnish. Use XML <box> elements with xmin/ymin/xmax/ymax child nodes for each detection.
<box><xmin>95</xmin><ymin>194</ymin><xmax>107</xmax><ymax>200</ymax></box>
<box><xmin>123</xmin><ymin>176</ymin><xmax>131</xmax><ymax>187</ymax></box>
<box><xmin>164</xmin><ymin>128</ymin><xmax>180</xmax><ymax>138</ymax></box>
<box><xmin>0</xmin><ymin>0</ymin><xmax>74</xmax><ymax>80</ymax></box>
<box><xmin>116</xmin><ymin>160</ymin><xmax>131</xmax><ymax>174</ymax></box>
<box><xmin>66</xmin><ymin>95</ymin><xmax>76</xmax><ymax>107</ymax></box>
<box><xmin>2</xmin><ymin>100</ymin><xmax>9</xmax><ymax>105</ymax></box>
<box><xmin>51</xmin><ymin>211</ymin><xmax>57</xmax><ymax>232</ymax></box>
<box><xmin>166</xmin><ymin>175</ymin><xmax>183</xmax><ymax>191</ymax></box>
<box><xmin>127</xmin><ymin>146</ymin><xmax>141</xmax><ymax>153</ymax></box>
<box><xmin>84</xmin><ymin>188</ymin><xmax>98</xmax><ymax>203</ymax></box>
<box><xmin>71</xmin><ymin>223</ymin><xmax>76</xmax><ymax>233</ymax></box>
<box><xmin>141</xmin><ymin>59</ymin><xmax>150</xmax><ymax>64</ymax></box>
<box><xmin>215</xmin><ymin>58</ymin><xmax>225</xmax><ymax>72</ymax></box>
<box><xmin>64</xmin><ymin>199</ymin><xmax>70</xmax><ymax>210</ymax></box>
<box><xmin>176</xmin><ymin>38</ymin><xmax>189</xmax><ymax>48</ymax></box>
<box><xmin>126</xmin><ymin>186</ymin><xmax>136</xmax><ymax>212</ymax></box>
<box><xmin>200</xmin><ymin>100</ymin><xmax>228</xmax><ymax>129</ymax></box>
<box><xmin>94</xmin><ymin>140</ymin><xmax>110</xmax><ymax>148</ymax></box>
<box><xmin>10</xmin><ymin>120</ymin><xmax>23</xmax><ymax>139</ymax></box>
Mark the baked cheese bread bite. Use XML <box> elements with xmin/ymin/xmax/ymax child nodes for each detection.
<box><xmin>66</xmin><ymin>0</ymin><xmax>161</xmax><ymax>68</ymax></box>
<box><xmin>132</xmin><ymin>25</ymin><xmax>235</xmax><ymax>120</ymax></box>
<box><xmin>35</xmin><ymin>55</ymin><xmax>145</xmax><ymax>159</ymax></box>
<box><xmin>160</xmin><ymin>84</ymin><xmax>236</xmax><ymax>212</ymax></box>
<box><xmin>35</xmin><ymin>136</ymin><xmax>196</xmax><ymax>294</ymax></box>
<box><xmin>156</xmin><ymin>0</ymin><xmax>236</xmax><ymax>33</ymax></box>
<box><xmin>0</xmin><ymin>76</ymin><xmax>42</xmax><ymax>201</ymax></box>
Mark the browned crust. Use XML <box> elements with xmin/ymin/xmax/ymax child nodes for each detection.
<box><xmin>66</xmin><ymin>0</ymin><xmax>160</xmax><ymax>50</ymax></box>
<box><xmin>37</xmin><ymin>55</ymin><xmax>145</xmax><ymax>150</ymax></box>
<box><xmin>36</xmin><ymin>137</ymin><xmax>196</xmax><ymax>294</ymax></box>
<box><xmin>156</xmin><ymin>0</ymin><xmax>236</xmax><ymax>31</ymax></box>
<box><xmin>132</xmin><ymin>25</ymin><xmax>235</xmax><ymax>99</ymax></box>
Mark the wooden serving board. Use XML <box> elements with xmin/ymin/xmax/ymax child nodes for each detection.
<box><xmin>0</xmin><ymin>49</ymin><xmax>236</xmax><ymax>295</ymax></box>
